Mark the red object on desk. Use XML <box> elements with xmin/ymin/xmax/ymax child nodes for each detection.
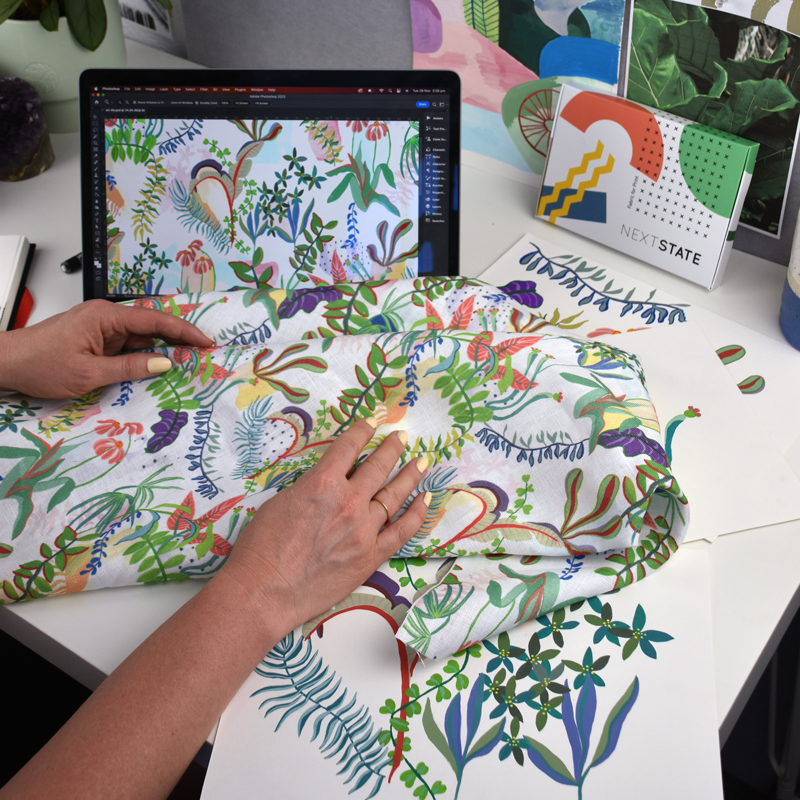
<box><xmin>12</xmin><ymin>287</ymin><xmax>34</xmax><ymax>329</ymax></box>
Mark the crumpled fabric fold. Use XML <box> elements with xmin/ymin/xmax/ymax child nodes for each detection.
<box><xmin>0</xmin><ymin>277</ymin><xmax>688</xmax><ymax>659</ymax></box>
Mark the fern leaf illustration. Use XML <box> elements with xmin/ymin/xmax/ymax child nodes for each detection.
<box><xmin>398</xmin><ymin>466</ymin><xmax>458</xmax><ymax>555</ymax></box>
<box><xmin>252</xmin><ymin>632</ymin><xmax>390</xmax><ymax>799</ymax></box>
<box><xmin>168</xmin><ymin>179</ymin><xmax>230</xmax><ymax>252</ymax></box>
<box><xmin>231</xmin><ymin>396</ymin><xmax>274</xmax><ymax>479</ymax></box>
<box><xmin>132</xmin><ymin>157</ymin><xmax>168</xmax><ymax>241</ymax></box>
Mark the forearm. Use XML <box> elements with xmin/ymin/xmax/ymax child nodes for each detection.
<box><xmin>0</xmin><ymin>329</ymin><xmax>23</xmax><ymax>392</ymax></box>
<box><xmin>0</xmin><ymin>566</ymin><xmax>287</xmax><ymax>800</ymax></box>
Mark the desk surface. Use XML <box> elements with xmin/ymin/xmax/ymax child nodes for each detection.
<box><xmin>1</xmin><ymin>40</ymin><xmax>798</xmax><ymax>747</ymax></box>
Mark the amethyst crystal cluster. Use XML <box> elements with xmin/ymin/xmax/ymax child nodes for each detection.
<box><xmin>0</xmin><ymin>76</ymin><xmax>55</xmax><ymax>181</ymax></box>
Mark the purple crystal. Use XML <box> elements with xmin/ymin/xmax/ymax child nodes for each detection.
<box><xmin>0</xmin><ymin>77</ymin><xmax>55</xmax><ymax>181</ymax></box>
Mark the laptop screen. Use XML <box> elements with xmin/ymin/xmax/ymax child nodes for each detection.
<box><xmin>80</xmin><ymin>69</ymin><xmax>460</xmax><ymax>300</ymax></box>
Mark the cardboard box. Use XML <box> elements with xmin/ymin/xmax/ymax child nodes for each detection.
<box><xmin>536</xmin><ymin>84</ymin><xmax>759</xmax><ymax>289</ymax></box>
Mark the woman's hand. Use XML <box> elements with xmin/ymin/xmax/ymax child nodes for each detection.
<box><xmin>0</xmin><ymin>299</ymin><xmax>214</xmax><ymax>398</ymax></box>
<box><xmin>0</xmin><ymin>418</ymin><xmax>430</xmax><ymax>800</ymax></box>
<box><xmin>224</xmin><ymin>417</ymin><xmax>431</xmax><ymax>635</ymax></box>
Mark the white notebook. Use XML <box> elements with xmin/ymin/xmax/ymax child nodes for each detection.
<box><xmin>0</xmin><ymin>236</ymin><xmax>33</xmax><ymax>331</ymax></box>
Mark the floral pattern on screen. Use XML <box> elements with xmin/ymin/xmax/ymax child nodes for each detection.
<box><xmin>104</xmin><ymin>117</ymin><xmax>420</xmax><ymax>294</ymax></box>
<box><xmin>0</xmin><ymin>277</ymin><xmax>689</xmax><ymax>660</ymax></box>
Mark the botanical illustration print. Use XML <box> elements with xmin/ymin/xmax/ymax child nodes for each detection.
<box><xmin>248</xmin><ymin>593</ymin><xmax>669</xmax><ymax>800</ymax></box>
<box><xmin>105</xmin><ymin>117</ymin><xmax>420</xmax><ymax>294</ymax></box>
<box><xmin>481</xmin><ymin>234</ymin><xmax>800</xmax><ymax>542</ymax></box>
<box><xmin>489</xmin><ymin>234</ymin><xmax>773</xmax><ymax>396</ymax></box>
<box><xmin>0</xmin><ymin>277</ymin><xmax>688</xmax><ymax>662</ymax></box>
<box><xmin>202</xmin><ymin>552</ymin><xmax>724</xmax><ymax>800</ymax></box>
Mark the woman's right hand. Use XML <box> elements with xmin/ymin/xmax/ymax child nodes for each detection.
<box><xmin>222</xmin><ymin>417</ymin><xmax>430</xmax><ymax>634</ymax></box>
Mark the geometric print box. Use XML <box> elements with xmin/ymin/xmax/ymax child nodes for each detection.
<box><xmin>537</xmin><ymin>84</ymin><xmax>758</xmax><ymax>289</ymax></box>
<box><xmin>0</xmin><ymin>277</ymin><xmax>689</xmax><ymax>660</ymax></box>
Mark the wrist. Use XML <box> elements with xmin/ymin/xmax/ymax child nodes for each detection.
<box><xmin>0</xmin><ymin>330</ymin><xmax>23</xmax><ymax>392</ymax></box>
<box><xmin>209</xmin><ymin>558</ymin><xmax>299</xmax><ymax>654</ymax></box>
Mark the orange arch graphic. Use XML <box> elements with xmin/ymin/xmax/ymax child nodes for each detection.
<box><xmin>561</xmin><ymin>92</ymin><xmax>663</xmax><ymax>182</ymax></box>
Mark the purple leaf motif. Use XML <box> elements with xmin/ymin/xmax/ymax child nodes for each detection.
<box><xmin>146</xmin><ymin>409</ymin><xmax>189</xmax><ymax>453</ymax></box>
<box><xmin>468</xmin><ymin>480</ymin><xmax>509</xmax><ymax>513</ymax></box>
<box><xmin>278</xmin><ymin>286</ymin><xmax>342</xmax><ymax>319</ymax></box>
<box><xmin>597</xmin><ymin>427</ymin><xmax>668</xmax><ymax>467</ymax></box>
<box><xmin>499</xmin><ymin>280</ymin><xmax>543</xmax><ymax>309</ymax></box>
<box><xmin>364</xmin><ymin>570</ymin><xmax>411</xmax><ymax>609</ymax></box>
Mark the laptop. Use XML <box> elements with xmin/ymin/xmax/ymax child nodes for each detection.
<box><xmin>79</xmin><ymin>69</ymin><xmax>461</xmax><ymax>301</ymax></box>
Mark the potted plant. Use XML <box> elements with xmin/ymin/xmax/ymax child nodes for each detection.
<box><xmin>0</xmin><ymin>0</ymin><xmax>162</xmax><ymax>132</ymax></box>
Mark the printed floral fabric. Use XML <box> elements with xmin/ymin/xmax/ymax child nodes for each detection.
<box><xmin>0</xmin><ymin>277</ymin><xmax>689</xmax><ymax>659</ymax></box>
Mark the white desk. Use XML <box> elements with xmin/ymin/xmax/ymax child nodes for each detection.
<box><xmin>1</xmin><ymin>40</ymin><xmax>798</xmax><ymax>747</ymax></box>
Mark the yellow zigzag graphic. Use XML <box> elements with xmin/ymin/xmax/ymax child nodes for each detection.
<box><xmin>537</xmin><ymin>140</ymin><xmax>605</xmax><ymax>216</ymax></box>
<box><xmin>548</xmin><ymin>153</ymin><xmax>616</xmax><ymax>223</ymax></box>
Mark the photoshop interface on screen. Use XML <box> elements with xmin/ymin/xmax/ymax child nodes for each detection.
<box><xmin>86</xmin><ymin>81</ymin><xmax>455</xmax><ymax>296</ymax></box>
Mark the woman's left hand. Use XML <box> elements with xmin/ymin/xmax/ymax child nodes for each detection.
<box><xmin>0</xmin><ymin>299</ymin><xmax>214</xmax><ymax>398</ymax></box>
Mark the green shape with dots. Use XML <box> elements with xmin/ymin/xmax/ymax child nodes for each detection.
<box><xmin>678</xmin><ymin>124</ymin><xmax>759</xmax><ymax>220</ymax></box>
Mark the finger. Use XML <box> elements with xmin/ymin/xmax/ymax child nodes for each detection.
<box><xmin>79</xmin><ymin>353</ymin><xmax>174</xmax><ymax>387</ymax></box>
<box><xmin>124</xmin><ymin>333</ymin><xmax>213</xmax><ymax>350</ymax></box>
<box><xmin>349</xmin><ymin>429</ymin><xmax>409</xmax><ymax>495</ymax></box>
<box><xmin>375</xmin><ymin>492</ymin><xmax>432</xmax><ymax>563</ymax></box>
<box><xmin>314</xmin><ymin>417</ymin><xmax>379</xmax><ymax>474</ymax></box>
<box><xmin>109</xmin><ymin>305</ymin><xmax>215</xmax><ymax>348</ymax></box>
<box><xmin>123</xmin><ymin>335</ymin><xmax>157</xmax><ymax>350</ymax></box>
<box><xmin>369</xmin><ymin>455</ymin><xmax>429</xmax><ymax>529</ymax></box>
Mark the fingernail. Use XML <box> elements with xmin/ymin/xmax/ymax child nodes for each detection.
<box><xmin>396</xmin><ymin>430</ymin><xmax>409</xmax><ymax>446</ymax></box>
<box><xmin>415</xmin><ymin>456</ymin><xmax>429</xmax><ymax>473</ymax></box>
<box><xmin>200</xmin><ymin>329</ymin><xmax>216</xmax><ymax>346</ymax></box>
<box><xmin>423</xmin><ymin>492</ymin><xmax>432</xmax><ymax>507</ymax></box>
<box><xmin>363</xmin><ymin>417</ymin><xmax>379</xmax><ymax>429</ymax></box>
<box><xmin>148</xmin><ymin>357</ymin><xmax>172</xmax><ymax>374</ymax></box>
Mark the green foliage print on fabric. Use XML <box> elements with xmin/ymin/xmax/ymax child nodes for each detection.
<box><xmin>486</xmin><ymin>568</ymin><xmax>560</xmax><ymax>628</ymax></box>
<box><xmin>2</xmin><ymin>526</ymin><xmax>89</xmax><ymax>602</ymax></box>
<box><xmin>0</xmin><ymin>277</ymin><xmax>690</xmax><ymax>674</ymax></box>
<box><xmin>0</xmin><ymin>429</ymin><xmax>80</xmax><ymax>540</ymax></box>
<box><xmin>563</xmin><ymin>372</ymin><xmax>660</xmax><ymax>452</ymax></box>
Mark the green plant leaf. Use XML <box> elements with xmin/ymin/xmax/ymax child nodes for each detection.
<box><xmin>636</xmin><ymin>0</ymin><xmax>707</xmax><ymax>25</ymax></box>
<box><xmin>746</xmin><ymin>139</ymin><xmax>792</xmax><ymax>201</ymax></box>
<box><xmin>65</xmin><ymin>0</ymin><xmax>107</xmax><ymax>51</ymax></box>
<box><xmin>628</xmin><ymin>9</ymin><xmax>697</xmax><ymax>109</ymax></box>
<box><xmin>0</xmin><ymin>0</ymin><xmax>24</xmax><ymax>25</ymax></box>
<box><xmin>39</xmin><ymin>0</ymin><xmax>60</xmax><ymax>30</ymax></box>
<box><xmin>726</xmin><ymin>34</ymin><xmax>788</xmax><ymax>85</ymax></box>
<box><xmin>669</xmin><ymin>19</ymin><xmax>723</xmax><ymax>87</ymax></box>
<box><xmin>702</xmin><ymin>79</ymin><xmax>798</xmax><ymax>135</ymax></box>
